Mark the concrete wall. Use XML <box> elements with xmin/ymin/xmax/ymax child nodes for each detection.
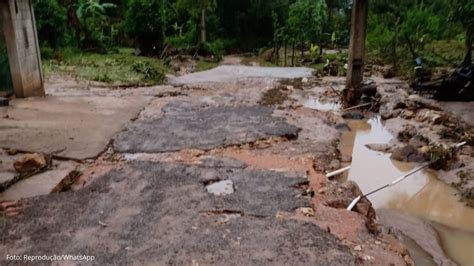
<box><xmin>0</xmin><ymin>0</ymin><xmax>44</xmax><ymax>97</ymax></box>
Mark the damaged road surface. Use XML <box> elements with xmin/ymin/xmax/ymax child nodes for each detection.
<box><xmin>114</xmin><ymin>102</ymin><xmax>300</xmax><ymax>153</ymax></box>
<box><xmin>0</xmin><ymin>161</ymin><xmax>353</xmax><ymax>265</ymax></box>
<box><xmin>1</xmin><ymin>66</ymin><xmax>415</xmax><ymax>265</ymax></box>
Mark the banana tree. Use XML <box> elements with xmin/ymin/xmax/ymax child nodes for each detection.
<box><xmin>76</xmin><ymin>0</ymin><xmax>116</xmax><ymax>49</ymax></box>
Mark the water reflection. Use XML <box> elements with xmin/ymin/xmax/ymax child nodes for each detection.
<box><xmin>303</xmin><ymin>98</ymin><xmax>341</xmax><ymax>111</ymax></box>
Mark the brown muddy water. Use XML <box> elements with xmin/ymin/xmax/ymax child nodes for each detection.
<box><xmin>339</xmin><ymin>116</ymin><xmax>474</xmax><ymax>265</ymax></box>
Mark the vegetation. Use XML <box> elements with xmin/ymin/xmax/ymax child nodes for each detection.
<box><xmin>28</xmin><ymin>0</ymin><xmax>473</xmax><ymax>82</ymax></box>
<box><xmin>43</xmin><ymin>48</ymin><xmax>166</xmax><ymax>86</ymax></box>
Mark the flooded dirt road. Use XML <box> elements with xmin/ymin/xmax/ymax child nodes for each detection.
<box><xmin>340</xmin><ymin>117</ymin><xmax>474</xmax><ymax>265</ymax></box>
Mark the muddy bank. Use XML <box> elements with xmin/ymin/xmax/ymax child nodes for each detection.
<box><xmin>376</xmin><ymin>79</ymin><xmax>474</xmax><ymax>205</ymax></box>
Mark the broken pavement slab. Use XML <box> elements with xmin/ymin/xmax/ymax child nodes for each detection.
<box><xmin>114</xmin><ymin>101</ymin><xmax>301</xmax><ymax>153</ymax></box>
<box><xmin>0</xmin><ymin>160</ymin><xmax>354</xmax><ymax>265</ymax></box>
<box><xmin>0</xmin><ymin>95</ymin><xmax>149</xmax><ymax>159</ymax></box>
<box><xmin>0</xmin><ymin>160</ymin><xmax>78</xmax><ymax>201</ymax></box>
<box><xmin>168</xmin><ymin>65</ymin><xmax>314</xmax><ymax>86</ymax></box>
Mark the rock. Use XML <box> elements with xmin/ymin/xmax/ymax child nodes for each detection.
<box><xmin>381</xmin><ymin>110</ymin><xmax>401</xmax><ymax>120</ymax></box>
<box><xmin>206</xmin><ymin>180</ymin><xmax>234</xmax><ymax>196</ymax></box>
<box><xmin>406</xmin><ymin>95</ymin><xmax>441</xmax><ymax>111</ymax></box>
<box><xmin>381</xmin><ymin>65</ymin><xmax>396</xmax><ymax>79</ymax></box>
<box><xmin>390</xmin><ymin>145</ymin><xmax>425</xmax><ymax>162</ymax></box>
<box><xmin>328</xmin><ymin>159</ymin><xmax>341</xmax><ymax>170</ymax></box>
<box><xmin>13</xmin><ymin>153</ymin><xmax>48</xmax><ymax>174</ymax></box>
<box><xmin>398</xmin><ymin>124</ymin><xmax>417</xmax><ymax>142</ymax></box>
<box><xmin>342</xmin><ymin>111</ymin><xmax>365</xmax><ymax>120</ymax></box>
<box><xmin>402</xmin><ymin>110</ymin><xmax>415</xmax><ymax>119</ymax></box>
<box><xmin>335</xmin><ymin>123</ymin><xmax>350</xmax><ymax>132</ymax></box>
<box><xmin>0</xmin><ymin>97</ymin><xmax>9</xmax><ymax>107</ymax></box>
<box><xmin>340</xmin><ymin>155</ymin><xmax>352</xmax><ymax>163</ymax></box>
<box><xmin>408</xmin><ymin>135</ymin><xmax>429</xmax><ymax>149</ymax></box>
<box><xmin>323</xmin><ymin>181</ymin><xmax>377</xmax><ymax>233</ymax></box>
<box><xmin>365</xmin><ymin>144</ymin><xmax>392</xmax><ymax>153</ymax></box>
<box><xmin>6</xmin><ymin>149</ymin><xmax>18</xmax><ymax>156</ymax></box>
<box><xmin>354</xmin><ymin>245</ymin><xmax>362</xmax><ymax>251</ymax></box>
<box><xmin>296</xmin><ymin>207</ymin><xmax>315</xmax><ymax>217</ymax></box>
<box><xmin>414</xmin><ymin>109</ymin><xmax>444</xmax><ymax>124</ymax></box>
<box><xmin>360</xmin><ymin>79</ymin><xmax>377</xmax><ymax>96</ymax></box>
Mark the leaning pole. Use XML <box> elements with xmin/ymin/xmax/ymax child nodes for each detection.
<box><xmin>345</xmin><ymin>0</ymin><xmax>368</xmax><ymax>105</ymax></box>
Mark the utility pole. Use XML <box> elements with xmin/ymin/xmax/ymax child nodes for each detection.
<box><xmin>345</xmin><ymin>0</ymin><xmax>368</xmax><ymax>105</ymax></box>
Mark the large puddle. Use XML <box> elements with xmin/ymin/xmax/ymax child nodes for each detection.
<box><xmin>340</xmin><ymin>116</ymin><xmax>474</xmax><ymax>265</ymax></box>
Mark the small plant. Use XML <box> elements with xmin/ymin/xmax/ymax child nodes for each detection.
<box><xmin>94</xmin><ymin>73</ymin><xmax>112</xmax><ymax>83</ymax></box>
<box><xmin>310</xmin><ymin>44</ymin><xmax>320</xmax><ymax>62</ymax></box>
<box><xmin>132</xmin><ymin>61</ymin><xmax>165</xmax><ymax>83</ymax></box>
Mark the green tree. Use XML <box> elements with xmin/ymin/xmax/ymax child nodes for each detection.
<box><xmin>124</xmin><ymin>0</ymin><xmax>167</xmax><ymax>55</ymax></box>
<box><xmin>450</xmin><ymin>0</ymin><xmax>474</xmax><ymax>65</ymax></box>
<box><xmin>76</xmin><ymin>0</ymin><xmax>116</xmax><ymax>50</ymax></box>
<box><xmin>34</xmin><ymin>0</ymin><xmax>69</xmax><ymax>49</ymax></box>
<box><xmin>286</xmin><ymin>0</ymin><xmax>327</xmax><ymax>55</ymax></box>
<box><xmin>176</xmin><ymin>0</ymin><xmax>217</xmax><ymax>43</ymax></box>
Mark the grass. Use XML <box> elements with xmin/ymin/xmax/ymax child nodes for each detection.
<box><xmin>195</xmin><ymin>60</ymin><xmax>219</xmax><ymax>72</ymax></box>
<box><xmin>43</xmin><ymin>48</ymin><xmax>169</xmax><ymax>87</ymax></box>
<box><xmin>367</xmin><ymin>39</ymin><xmax>466</xmax><ymax>79</ymax></box>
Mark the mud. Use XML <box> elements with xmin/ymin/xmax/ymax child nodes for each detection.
<box><xmin>0</xmin><ymin>95</ymin><xmax>149</xmax><ymax>159</ymax></box>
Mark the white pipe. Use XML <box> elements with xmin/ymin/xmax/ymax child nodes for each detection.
<box><xmin>326</xmin><ymin>166</ymin><xmax>351</xmax><ymax>178</ymax></box>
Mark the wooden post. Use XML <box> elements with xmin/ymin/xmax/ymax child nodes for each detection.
<box><xmin>0</xmin><ymin>0</ymin><xmax>45</xmax><ymax>98</ymax></box>
<box><xmin>345</xmin><ymin>0</ymin><xmax>368</xmax><ymax>105</ymax></box>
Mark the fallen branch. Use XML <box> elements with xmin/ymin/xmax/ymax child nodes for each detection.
<box><xmin>342</xmin><ymin>102</ymin><xmax>372</xmax><ymax>112</ymax></box>
<box><xmin>3</xmin><ymin>148</ymin><xmax>84</xmax><ymax>163</ymax></box>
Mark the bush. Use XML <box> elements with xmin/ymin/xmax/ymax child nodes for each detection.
<box><xmin>40</xmin><ymin>45</ymin><xmax>55</xmax><ymax>60</ymax></box>
<box><xmin>198</xmin><ymin>39</ymin><xmax>225</xmax><ymax>60</ymax></box>
<box><xmin>132</xmin><ymin>61</ymin><xmax>165</xmax><ymax>83</ymax></box>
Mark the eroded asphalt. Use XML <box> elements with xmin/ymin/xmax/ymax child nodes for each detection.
<box><xmin>0</xmin><ymin>66</ymin><xmax>415</xmax><ymax>265</ymax></box>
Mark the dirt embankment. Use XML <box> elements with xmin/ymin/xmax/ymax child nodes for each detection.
<box><xmin>374</xmin><ymin>79</ymin><xmax>474</xmax><ymax>206</ymax></box>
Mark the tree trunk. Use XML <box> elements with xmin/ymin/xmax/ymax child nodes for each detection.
<box><xmin>292</xmin><ymin>42</ymin><xmax>295</xmax><ymax>66</ymax></box>
<box><xmin>276</xmin><ymin>43</ymin><xmax>280</xmax><ymax>66</ymax></box>
<box><xmin>284</xmin><ymin>43</ymin><xmax>287</xmax><ymax>66</ymax></box>
<box><xmin>462</xmin><ymin>27</ymin><xmax>473</xmax><ymax>66</ymax></box>
<box><xmin>200</xmin><ymin>8</ymin><xmax>207</xmax><ymax>43</ymax></box>
<box><xmin>64</xmin><ymin>1</ymin><xmax>81</xmax><ymax>45</ymax></box>
<box><xmin>300</xmin><ymin>41</ymin><xmax>304</xmax><ymax>59</ymax></box>
<box><xmin>318</xmin><ymin>33</ymin><xmax>323</xmax><ymax>60</ymax></box>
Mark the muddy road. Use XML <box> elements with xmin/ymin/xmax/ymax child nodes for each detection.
<box><xmin>1</xmin><ymin>64</ymin><xmax>472</xmax><ymax>265</ymax></box>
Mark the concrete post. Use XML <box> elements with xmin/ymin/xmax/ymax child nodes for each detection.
<box><xmin>0</xmin><ymin>0</ymin><xmax>44</xmax><ymax>98</ymax></box>
<box><xmin>345</xmin><ymin>0</ymin><xmax>368</xmax><ymax>105</ymax></box>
